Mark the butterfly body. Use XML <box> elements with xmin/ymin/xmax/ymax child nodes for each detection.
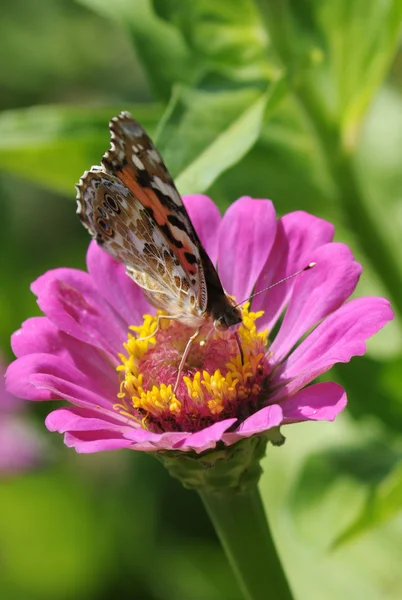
<box><xmin>76</xmin><ymin>112</ymin><xmax>242</xmax><ymax>337</ymax></box>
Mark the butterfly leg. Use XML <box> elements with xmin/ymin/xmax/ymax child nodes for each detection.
<box><xmin>136</xmin><ymin>314</ymin><xmax>178</xmax><ymax>342</ymax></box>
<box><xmin>234</xmin><ymin>331</ymin><xmax>244</xmax><ymax>365</ymax></box>
<box><xmin>173</xmin><ymin>326</ymin><xmax>202</xmax><ymax>394</ymax></box>
<box><xmin>199</xmin><ymin>324</ymin><xmax>214</xmax><ymax>348</ymax></box>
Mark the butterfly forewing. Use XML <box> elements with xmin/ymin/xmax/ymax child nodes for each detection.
<box><xmin>101</xmin><ymin>113</ymin><xmax>209</xmax><ymax>309</ymax></box>
<box><xmin>76</xmin><ymin>112</ymin><xmax>242</xmax><ymax>330</ymax></box>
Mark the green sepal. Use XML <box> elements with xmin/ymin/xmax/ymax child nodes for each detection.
<box><xmin>156</xmin><ymin>428</ymin><xmax>285</xmax><ymax>493</ymax></box>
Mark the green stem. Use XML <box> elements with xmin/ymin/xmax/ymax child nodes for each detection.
<box><xmin>256</xmin><ymin>0</ymin><xmax>402</xmax><ymax>318</ymax></box>
<box><xmin>199</xmin><ymin>486</ymin><xmax>294</xmax><ymax>600</ymax></box>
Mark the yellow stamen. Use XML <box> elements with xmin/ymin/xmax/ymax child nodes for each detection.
<box><xmin>115</xmin><ymin>303</ymin><xmax>266</xmax><ymax>423</ymax></box>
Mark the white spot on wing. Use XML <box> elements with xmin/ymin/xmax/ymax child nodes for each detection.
<box><xmin>132</xmin><ymin>154</ymin><xmax>145</xmax><ymax>170</ymax></box>
<box><xmin>170</xmin><ymin>224</ymin><xmax>198</xmax><ymax>254</ymax></box>
<box><xmin>152</xmin><ymin>176</ymin><xmax>181</xmax><ymax>206</ymax></box>
<box><xmin>121</xmin><ymin>119</ymin><xmax>144</xmax><ymax>137</ymax></box>
<box><xmin>147</xmin><ymin>148</ymin><xmax>162</xmax><ymax>165</ymax></box>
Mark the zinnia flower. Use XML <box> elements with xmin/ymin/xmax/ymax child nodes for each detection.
<box><xmin>5</xmin><ymin>196</ymin><xmax>393</xmax><ymax>457</ymax></box>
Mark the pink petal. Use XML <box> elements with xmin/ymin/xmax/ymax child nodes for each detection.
<box><xmin>31</xmin><ymin>267</ymin><xmax>94</xmax><ymax>298</ymax></box>
<box><xmin>11</xmin><ymin>317</ymin><xmax>117</xmax><ymax>388</ymax></box>
<box><xmin>5</xmin><ymin>354</ymin><xmax>119</xmax><ymax>418</ymax></box>
<box><xmin>0</xmin><ymin>359</ymin><xmax>22</xmax><ymax>411</ymax></box>
<box><xmin>32</xmin><ymin>372</ymin><xmax>122</xmax><ymax>416</ymax></box>
<box><xmin>59</xmin><ymin>419</ymin><xmax>188</xmax><ymax>453</ymax></box>
<box><xmin>270</xmin><ymin>242</ymin><xmax>362</xmax><ymax>365</ymax></box>
<box><xmin>222</xmin><ymin>404</ymin><xmax>283</xmax><ymax>445</ymax></box>
<box><xmin>86</xmin><ymin>241</ymin><xmax>151</xmax><ymax>326</ymax></box>
<box><xmin>271</xmin><ymin>297</ymin><xmax>393</xmax><ymax>400</ymax></box>
<box><xmin>121</xmin><ymin>428</ymin><xmax>190</xmax><ymax>451</ymax></box>
<box><xmin>183</xmin><ymin>195</ymin><xmax>222</xmax><ymax>264</ymax></box>
<box><xmin>46</xmin><ymin>407</ymin><xmax>188</xmax><ymax>450</ymax></box>
<box><xmin>174</xmin><ymin>419</ymin><xmax>237</xmax><ymax>453</ymax></box>
<box><xmin>280</xmin><ymin>382</ymin><xmax>347</xmax><ymax>423</ymax></box>
<box><xmin>11</xmin><ymin>317</ymin><xmax>63</xmax><ymax>358</ymax></box>
<box><xmin>64</xmin><ymin>431</ymin><xmax>134</xmax><ymax>452</ymax></box>
<box><xmin>5</xmin><ymin>354</ymin><xmax>81</xmax><ymax>401</ymax></box>
<box><xmin>55</xmin><ymin>409</ymin><xmax>189</xmax><ymax>453</ymax></box>
<box><xmin>32</xmin><ymin>270</ymin><xmax>126</xmax><ymax>357</ymax></box>
<box><xmin>45</xmin><ymin>406</ymin><xmax>131</xmax><ymax>433</ymax></box>
<box><xmin>253</xmin><ymin>211</ymin><xmax>335</xmax><ymax>331</ymax></box>
<box><xmin>218</xmin><ymin>197</ymin><xmax>277</xmax><ymax>301</ymax></box>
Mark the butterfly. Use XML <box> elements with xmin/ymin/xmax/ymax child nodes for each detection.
<box><xmin>76</xmin><ymin>112</ymin><xmax>242</xmax><ymax>389</ymax></box>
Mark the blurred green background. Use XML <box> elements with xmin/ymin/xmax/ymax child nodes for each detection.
<box><xmin>1</xmin><ymin>1</ymin><xmax>402</xmax><ymax>598</ymax></box>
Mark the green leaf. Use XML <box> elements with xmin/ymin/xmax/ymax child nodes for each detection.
<box><xmin>153</xmin><ymin>0</ymin><xmax>274</xmax><ymax>84</ymax></box>
<box><xmin>290</xmin><ymin>0</ymin><xmax>402</xmax><ymax>138</ymax></box>
<box><xmin>209</xmin><ymin>92</ymin><xmax>335</xmax><ymax>213</ymax></box>
<box><xmin>0</xmin><ymin>84</ymin><xmax>284</xmax><ymax>199</ymax></box>
<box><xmin>289</xmin><ymin>440</ymin><xmax>402</xmax><ymax>548</ymax></box>
<box><xmin>333</xmin><ymin>462</ymin><xmax>402</xmax><ymax>548</ymax></box>
<box><xmin>334</xmin><ymin>354</ymin><xmax>402</xmax><ymax>435</ymax></box>
<box><xmin>0</xmin><ymin>104</ymin><xmax>162</xmax><ymax>195</ymax></box>
<box><xmin>209</xmin><ymin>83</ymin><xmax>402</xmax><ymax>353</ymax></box>
<box><xmin>357</xmin><ymin>87</ymin><xmax>402</xmax><ymax>254</ymax></box>
<box><xmin>307</xmin><ymin>0</ymin><xmax>402</xmax><ymax>136</ymax></box>
<box><xmin>176</xmin><ymin>95</ymin><xmax>267</xmax><ymax>195</ymax></box>
<box><xmin>260</xmin><ymin>419</ymin><xmax>402</xmax><ymax>600</ymax></box>
<box><xmin>257</xmin><ymin>1</ymin><xmax>402</xmax><ymax>324</ymax></box>
<box><xmin>257</xmin><ymin>0</ymin><xmax>402</xmax><ymax>141</ymax></box>
<box><xmin>79</xmin><ymin>0</ymin><xmax>278</xmax><ymax>98</ymax></box>
<box><xmin>78</xmin><ymin>0</ymin><xmax>195</xmax><ymax>99</ymax></box>
<box><xmin>156</xmin><ymin>79</ymin><xmax>286</xmax><ymax>196</ymax></box>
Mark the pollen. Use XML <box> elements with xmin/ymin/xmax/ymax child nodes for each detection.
<box><xmin>116</xmin><ymin>306</ymin><xmax>268</xmax><ymax>433</ymax></box>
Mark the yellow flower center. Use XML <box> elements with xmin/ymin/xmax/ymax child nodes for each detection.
<box><xmin>114</xmin><ymin>304</ymin><xmax>268</xmax><ymax>433</ymax></box>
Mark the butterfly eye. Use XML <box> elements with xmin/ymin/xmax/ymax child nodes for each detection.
<box><xmin>104</xmin><ymin>193</ymin><xmax>120</xmax><ymax>214</ymax></box>
<box><xmin>97</xmin><ymin>218</ymin><xmax>114</xmax><ymax>237</ymax></box>
<box><xmin>214</xmin><ymin>318</ymin><xmax>228</xmax><ymax>332</ymax></box>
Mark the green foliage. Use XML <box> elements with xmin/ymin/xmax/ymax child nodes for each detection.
<box><xmin>156</xmin><ymin>83</ymin><xmax>286</xmax><ymax>195</ymax></box>
<box><xmin>1</xmin><ymin>0</ymin><xmax>402</xmax><ymax>598</ymax></box>
<box><xmin>289</xmin><ymin>440</ymin><xmax>401</xmax><ymax>547</ymax></box>
<box><xmin>302</xmin><ymin>0</ymin><xmax>402</xmax><ymax>137</ymax></box>
<box><xmin>78</xmin><ymin>0</ymin><xmax>196</xmax><ymax>99</ymax></box>
<box><xmin>0</xmin><ymin>104</ymin><xmax>161</xmax><ymax>194</ymax></box>
<box><xmin>257</xmin><ymin>0</ymin><xmax>402</xmax><ymax>141</ymax></box>
<box><xmin>153</xmin><ymin>0</ymin><xmax>274</xmax><ymax>83</ymax></box>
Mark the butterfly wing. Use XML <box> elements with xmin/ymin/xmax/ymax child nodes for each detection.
<box><xmin>76</xmin><ymin>168</ymin><xmax>204</xmax><ymax>322</ymax></box>
<box><xmin>100</xmin><ymin>112</ymin><xmax>210</xmax><ymax>310</ymax></box>
<box><xmin>77</xmin><ymin>112</ymin><xmax>241</xmax><ymax>329</ymax></box>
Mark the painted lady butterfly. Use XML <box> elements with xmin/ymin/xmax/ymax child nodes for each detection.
<box><xmin>76</xmin><ymin>112</ymin><xmax>242</xmax><ymax>387</ymax></box>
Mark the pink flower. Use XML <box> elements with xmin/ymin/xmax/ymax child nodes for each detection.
<box><xmin>0</xmin><ymin>358</ymin><xmax>46</xmax><ymax>474</ymax></box>
<box><xmin>5</xmin><ymin>196</ymin><xmax>393</xmax><ymax>454</ymax></box>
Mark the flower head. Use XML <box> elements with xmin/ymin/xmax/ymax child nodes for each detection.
<box><xmin>116</xmin><ymin>302</ymin><xmax>267</xmax><ymax>431</ymax></box>
<box><xmin>6</xmin><ymin>196</ymin><xmax>393</xmax><ymax>456</ymax></box>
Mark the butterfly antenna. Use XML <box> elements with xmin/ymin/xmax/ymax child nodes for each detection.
<box><xmin>235</xmin><ymin>262</ymin><xmax>316</xmax><ymax>308</ymax></box>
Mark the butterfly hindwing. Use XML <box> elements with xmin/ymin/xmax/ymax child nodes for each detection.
<box><xmin>76</xmin><ymin>169</ymin><xmax>202</xmax><ymax>320</ymax></box>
